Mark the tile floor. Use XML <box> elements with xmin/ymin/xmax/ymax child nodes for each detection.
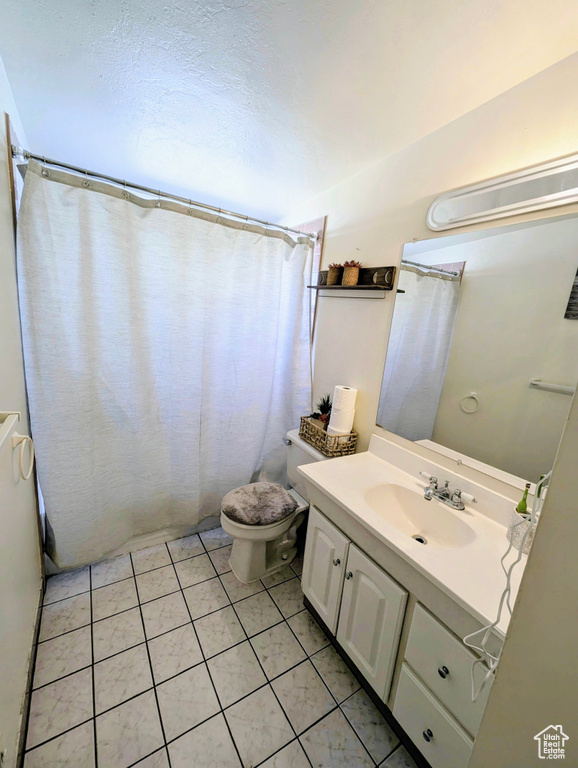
<box><xmin>24</xmin><ymin>526</ymin><xmax>419</xmax><ymax>768</ymax></box>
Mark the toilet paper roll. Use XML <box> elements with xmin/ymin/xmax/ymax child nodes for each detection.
<box><xmin>328</xmin><ymin>408</ymin><xmax>355</xmax><ymax>436</ymax></box>
<box><xmin>332</xmin><ymin>385</ymin><xmax>358</xmax><ymax>411</ymax></box>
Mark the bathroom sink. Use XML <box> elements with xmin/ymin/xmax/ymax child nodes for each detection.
<box><xmin>364</xmin><ymin>483</ymin><xmax>476</xmax><ymax>550</ymax></box>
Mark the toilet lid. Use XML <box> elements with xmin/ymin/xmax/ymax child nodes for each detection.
<box><xmin>221</xmin><ymin>482</ymin><xmax>299</xmax><ymax>526</ymax></box>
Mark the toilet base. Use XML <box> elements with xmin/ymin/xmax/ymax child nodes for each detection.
<box><xmin>221</xmin><ymin>507</ymin><xmax>306</xmax><ymax>584</ymax></box>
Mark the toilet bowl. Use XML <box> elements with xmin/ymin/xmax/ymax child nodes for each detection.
<box><xmin>220</xmin><ymin>429</ymin><xmax>326</xmax><ymax>583</ymax></box>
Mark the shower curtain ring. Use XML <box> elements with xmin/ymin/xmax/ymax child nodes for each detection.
<box><xmin>156</xmin><ymin>190</ymin><xmax>162</xmax><ymax>208</ymax></box>
<box><xmin>122</xmin><ymin>180</ymin><xmax>129</xmax><ymax>199</ymax></box>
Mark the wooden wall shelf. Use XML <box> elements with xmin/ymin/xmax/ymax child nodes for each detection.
<box><xmin>308</xmin><ymin>266</ymin><xmax>396</xmax><ymax>292</ymax></box>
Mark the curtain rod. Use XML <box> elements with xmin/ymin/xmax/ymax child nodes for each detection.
<box><xmin>401</xmin><ymin>259</ymin><xmax>460</xmax><ymax>276</ymax></box>
<box><xmin>11</xmin><ymin>146</ymin><xmax>317</xmax><ymax>241</ymax></box>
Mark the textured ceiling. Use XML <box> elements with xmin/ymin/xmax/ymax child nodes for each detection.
<box><xmin>2</xmin><ymin>1</ymin><xmax>578</xmax><ymax>220</ymax></box>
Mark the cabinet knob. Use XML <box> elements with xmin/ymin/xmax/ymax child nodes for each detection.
<box><xmin>332</xmin><ymin>558</ymin><xmax>341</xmax><ymax>566</ymax></box>
<box><xmin>345</xmin><ymin>571</ymin><xmax>353</xmax><ymax>579</ymax></box>
<box><xmin>437</xmin><ymin>666</ymin><xmax>449</xmax><ymax>679</ymax></box>
<box><xmin>422</xmin><ymin>729</ymin><xmax>433</xmax><ymax>743</ymax></box>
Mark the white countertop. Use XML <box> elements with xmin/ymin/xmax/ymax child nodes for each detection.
<box><xmin>298</xmin><ymin>445</ymin><xmax>528</xmax><ymax>637</ymax></box>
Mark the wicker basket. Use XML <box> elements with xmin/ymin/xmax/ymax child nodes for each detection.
<box><xmin>342</xmin><ymin>266</ymin><xmax>360</xmax><ymax>286</ymax></box>
<box><xmin>298</xmin><ymin>416</ymin><xmax>358</xmax><ymax>458</ymax></box>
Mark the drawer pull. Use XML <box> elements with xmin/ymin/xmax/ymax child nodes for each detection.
<box><xmin>422</xmin><ymin>729</ymin><xmax>434</xmax><ymax>743</ymax></box>
<box><xmin>332</xmin><ymin>558</ymin><xmax>341</xmax><ymax>566</ymax></box>
<box><xmin>437</xmin><ymin>666</ymin><xmax>450</xmax><ymax>679</ymax></box>
<box><xmin>345</xmin><ymin>571</ymin><xmax>353</xmax><ymax>580</ymax></box>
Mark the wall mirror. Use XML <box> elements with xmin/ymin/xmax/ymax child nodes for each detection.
<box><xmin>376</xmin><ymin>214</ymin><xmax>578</xmax><ymax>484</ymax></box>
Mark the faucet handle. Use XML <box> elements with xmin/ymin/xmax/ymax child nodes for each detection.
<box><xmin>420</xmin><ymin>471</ymin><xmax>438</xmax><ymax>488</ymax></box>
<box><xmin>453</xmin><ymin>489</ymin><xmax>477</xmax><ymax>504</ymax></box>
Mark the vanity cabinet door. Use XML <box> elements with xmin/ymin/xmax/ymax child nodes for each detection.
<box><xmin>336</xmin><ymin>544</ymin><xmax>407</xmax><ymax>699</ymax></box>
<box><xmin>302</xmin><ymin>507</ymin><xmax>349</xmax><ymax>633</ymax></box>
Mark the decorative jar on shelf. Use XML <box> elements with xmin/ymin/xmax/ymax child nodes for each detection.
<box><xmin>342</xmin><ymin>260</ymin><xmax>362</xmax><ymax>286</ymax></box>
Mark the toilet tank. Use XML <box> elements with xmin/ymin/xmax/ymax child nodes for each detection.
<box><xmin>286</xmin><ymin>428</ymin><xmax>327</xmax><ymax>499</ymax></box>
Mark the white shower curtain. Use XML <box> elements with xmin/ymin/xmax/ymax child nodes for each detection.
<box><xmin>17</xmin><ymin>160</ymin><xmax>313</xmax><ymax>568</ymax></box>
<box><xmin>377</xmin><ymin>269</ymin><xmax>460</xmax><ymax>441</ymax></box>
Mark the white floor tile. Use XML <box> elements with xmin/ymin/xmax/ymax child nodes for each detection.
<box><xmin>220</xmin><ymin>570</ymin><xmax>265</xmax><ymax>603</ymax></box>
<box><xmin>175</xmin><ymin>553</ymin><xmax>217</xmax><ymax>588</ymax></box>
<box><xmin>183</xmin><ymin>576</ymin><xmax>230</xmax><ymax>619</ymax></box>
<box><xmin>168</xmin><ymin>534</ymin><xmax>204</xmax><ymax>562</ymax></box>
<box><xmin>272</xmin><ymin>660</ymin><xmax>335</xmax><ymax>735</ymax></box>
<box><xmin>44</xmin><ymin>567</ymin><xmax>90</xmax><ymax>605</ymax></box>
<box><xmin>268</xmin><ymin>578</ymin><xmax>304</xmax><ymax>618</ymax></box>
<box><xmin>225</xmin><ymin>686</ymin><xmax>294</xmax><ymax>768</ymax></box>
<box><xmin>300</xmin><ymin>709</ymin><xmax>373</xmax><ymax>768</ymax></box>
<box><xmin>132</xmin><ymin>544</ymin><xmax>172</xmax><ymax>575</ymax></box>
<box><xmin>94</xmin><ymin>644</ymin><xmax>152</xmax><ymax>714</ymax></box>
<box><xmin>96</xmin><ymin>690</ymin><xmax>164</xmax><ymax>768</ymax></box>
<box><xmin>148</xmin><ymin>624</ymin><xmax>203</xmax><ymax>684</ymax></box>
<box><xmin>156</xmin><ymin>663</ymin><xmax>220</xmax><ymax>742</ymax></box>
<box><xmin>39</xmin><ymin>592</ymin><xmax>91</xmax><ymax>642</ymax></box>
<box><xmin>341</xmin><ymin>689</ymin><xmax>399</xmax><ymax>764</ymax></box>
<box><xmin>208</xmin><ymin>545</ymin><xmax>233</xmax><ymax>575</ymax></box>
<box><xmin>93</xmin><ymin>607</ymin><xmax>145</xmax><ymax>662</ymax></box>
<box><xmin>311</xmin><ymin>645</ymin><xmax>361</xmax><ymax>703</ymax></box>
<box><xmin>92</xmin><ymin>578</ymin><xmax>138</xmax><ymax>621</ymax></box>
<box><xmin>34</xmin><ymin>625</ymin><xmax>91</xmax><ymax>688</ymax></box>
<box><xmin>260</xmin><ymin>740</ymin><xmax>310</xmax><ymax>768</ymax></box>
<box><xmin>194</xmin><ymin>606</ymin><xmax>246</xmax><ymax>658</ymax></box>
<box><xmin>207</xmin><ymin>640</ymin><xmax>267</xmax><ymax>708</ymax></box>
<box><xmin>235</xmin><ymin>591</ymin><xmax>283</xmax><ymax>637</ymax></box>
<box><xmin>251</xmin><ymin>623</ymin><xmax>307</xmax><ymax>680</ymax></box>
<box><xmin>141</xmin><ymin>592</ymin><xmax>191</xmax><ymax>639</ymax></box>
<box><xmin>380</xmin><ymin>745</ymin><xmax>419</xmax><ymax>767</ymax></box>
<box><xmin>286</xmin><ymin>610</ymin><xmax>329</xmax><ymax>656</ymax></box>
<box><xmin>199</xmin><ymin>527</ymin><xmax>233</xmax><ymax>551</ymax></box>
<box><xmin>133</xmin><ymin>748</ymin><xmax>171</xmax><ymax>767</ymax></box>
<box><xmin>170</xmin><ymin>713</ymin><xmax>241</xmax><ymax>768</ymax></box>
<box><xmin>136</xmin><ymin>565</ymin><xmax>180</xmax><ymax>603</ymax></box>
<box><xmin>91</xmin><ymin>554</ymin><xmax>133</xmax><ymax>589</ymax></box>
<box><xmin>27</xmin><ymin>667</ymin><xmax>93</xmax><ymax>749</ymax></box>
<box><xmin>24</xmin><ymin>721</ymin><xmax>94</xmax><ymax>768</ymax></box>
<box><xmin>262</xmin><ymin>566</ymin><xmax>295</xmax><ymax>589</ymax></box>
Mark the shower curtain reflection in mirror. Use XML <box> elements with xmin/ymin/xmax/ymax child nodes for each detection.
<box><xmin>377</xmin><ymin>266</ymin><xmax>461</xmax><ymax>441</ymax></box>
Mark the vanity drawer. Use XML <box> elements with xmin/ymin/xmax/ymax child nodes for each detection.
<box><xmin>394</xmin><ymin>664</ymin><xmax>473</xmax><ymax>768</ymax></box>
<box><xmin>405</xmin><ymin>603</ymin><xmax>491</xmax><ymax>736</ymax></box>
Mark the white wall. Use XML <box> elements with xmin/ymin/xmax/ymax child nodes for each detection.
<box><xmin>400</xmin><ymin>217</ymin><xmax>578</xmax><ymax>482</ymax></box>
<box><xmin>282</xmin><ymin>52</ymin><xmax>578</xmax><ymax>454</ymax></box>
<box><xmin>0</xmin><ymin>58</ymin><xmax>42</xmax><ymax>767</ymax></box>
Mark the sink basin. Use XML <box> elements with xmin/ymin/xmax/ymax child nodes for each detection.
<box><xmin>364</xmin><ymin>483</ymin><xmax>476</xmax><ymax>550</ymax></box>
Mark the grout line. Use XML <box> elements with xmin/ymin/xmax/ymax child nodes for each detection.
<box><xmin>42</xmin><ymin>586</ymin><xmax>91</xmax><ymax>607</ymax></box>
<box><xmin>88</xmin><ymin>568</ymin><xmax>98</xmax><ymax>768</ymax></box>
<box><xmin>212</xmin><ymin>572</ymin><xmax>313</xmax><ymax>768</ymax></box>
<box><xmin>23</xmin><ymin>717</ymin><xmax>95</xmax><ymax>755</ymax></box>
<box><xmin>130</xmin><ymin>551</ymin><xmax>173</xmax><ymax>768</ymax></box>
<box><xmin>168</xmin><ymin>541</ymin><xmax>245</xmax><ymax>768</ymax></box>
<box><xmin>37</xmin><ymin>620</ymin><xmax>93</xmax><ymax>645</ymax></box>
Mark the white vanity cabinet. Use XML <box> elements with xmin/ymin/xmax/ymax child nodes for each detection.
<box><xmin>336</xmin><ymin>543</ymin><xmax>407</xmax><ymax>699</ymax></box>
<box><xmin>303</xmin><ymin>507</ymin><xmax>407</xmax><ymax>697</ymax></box>
<box><xmin>302</xmin><ymin>502</ymin><xmax>494</xmax><ymax>768</ymax></box>
<box><xmin>302</xmin><ymin>506</ymin><xmax>349</xmax><ymax>632</ymax></box>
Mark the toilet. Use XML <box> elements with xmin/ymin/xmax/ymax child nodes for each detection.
<box><xmin>220</xmin><ymin>429</ymin><xmax>326</xmax><ymax>583</ymax></box>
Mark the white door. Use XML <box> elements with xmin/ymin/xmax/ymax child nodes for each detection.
<box><xmin>302</xmin><ymin>507</ymin><xmax>349</xmax><ymax>633</ymax></box>
<box><xmin>337</xmin><ymin>543</ymin><xmax>407</xmax><ymax>699</ymax></box>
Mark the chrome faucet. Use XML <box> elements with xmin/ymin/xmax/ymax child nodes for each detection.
<box><xmin>419</xmin><ymin>472</ymin><xmax>477</xmax><ymax>510</ymax></box>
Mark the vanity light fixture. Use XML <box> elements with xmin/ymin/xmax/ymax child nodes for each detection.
<box><xmin>427</xmin><ymin>151</ymin><xmax>578</xmax><ymax>231</ymax></box>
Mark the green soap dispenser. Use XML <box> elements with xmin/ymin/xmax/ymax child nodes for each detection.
<box><xmin>516</xmin><ymin>483</ymin><xmax>531</xmax><ymax>514</ymax></box>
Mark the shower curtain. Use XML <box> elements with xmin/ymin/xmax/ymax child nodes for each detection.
<box><xmin>17</xmin><ymin>160</ymin><xmax>313</xmax><ymax>568</ymax></box>
<box><xmin>377</xmin><ymin>269</ymin><xmax>460</xmax><ymax>441</ymax></box>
